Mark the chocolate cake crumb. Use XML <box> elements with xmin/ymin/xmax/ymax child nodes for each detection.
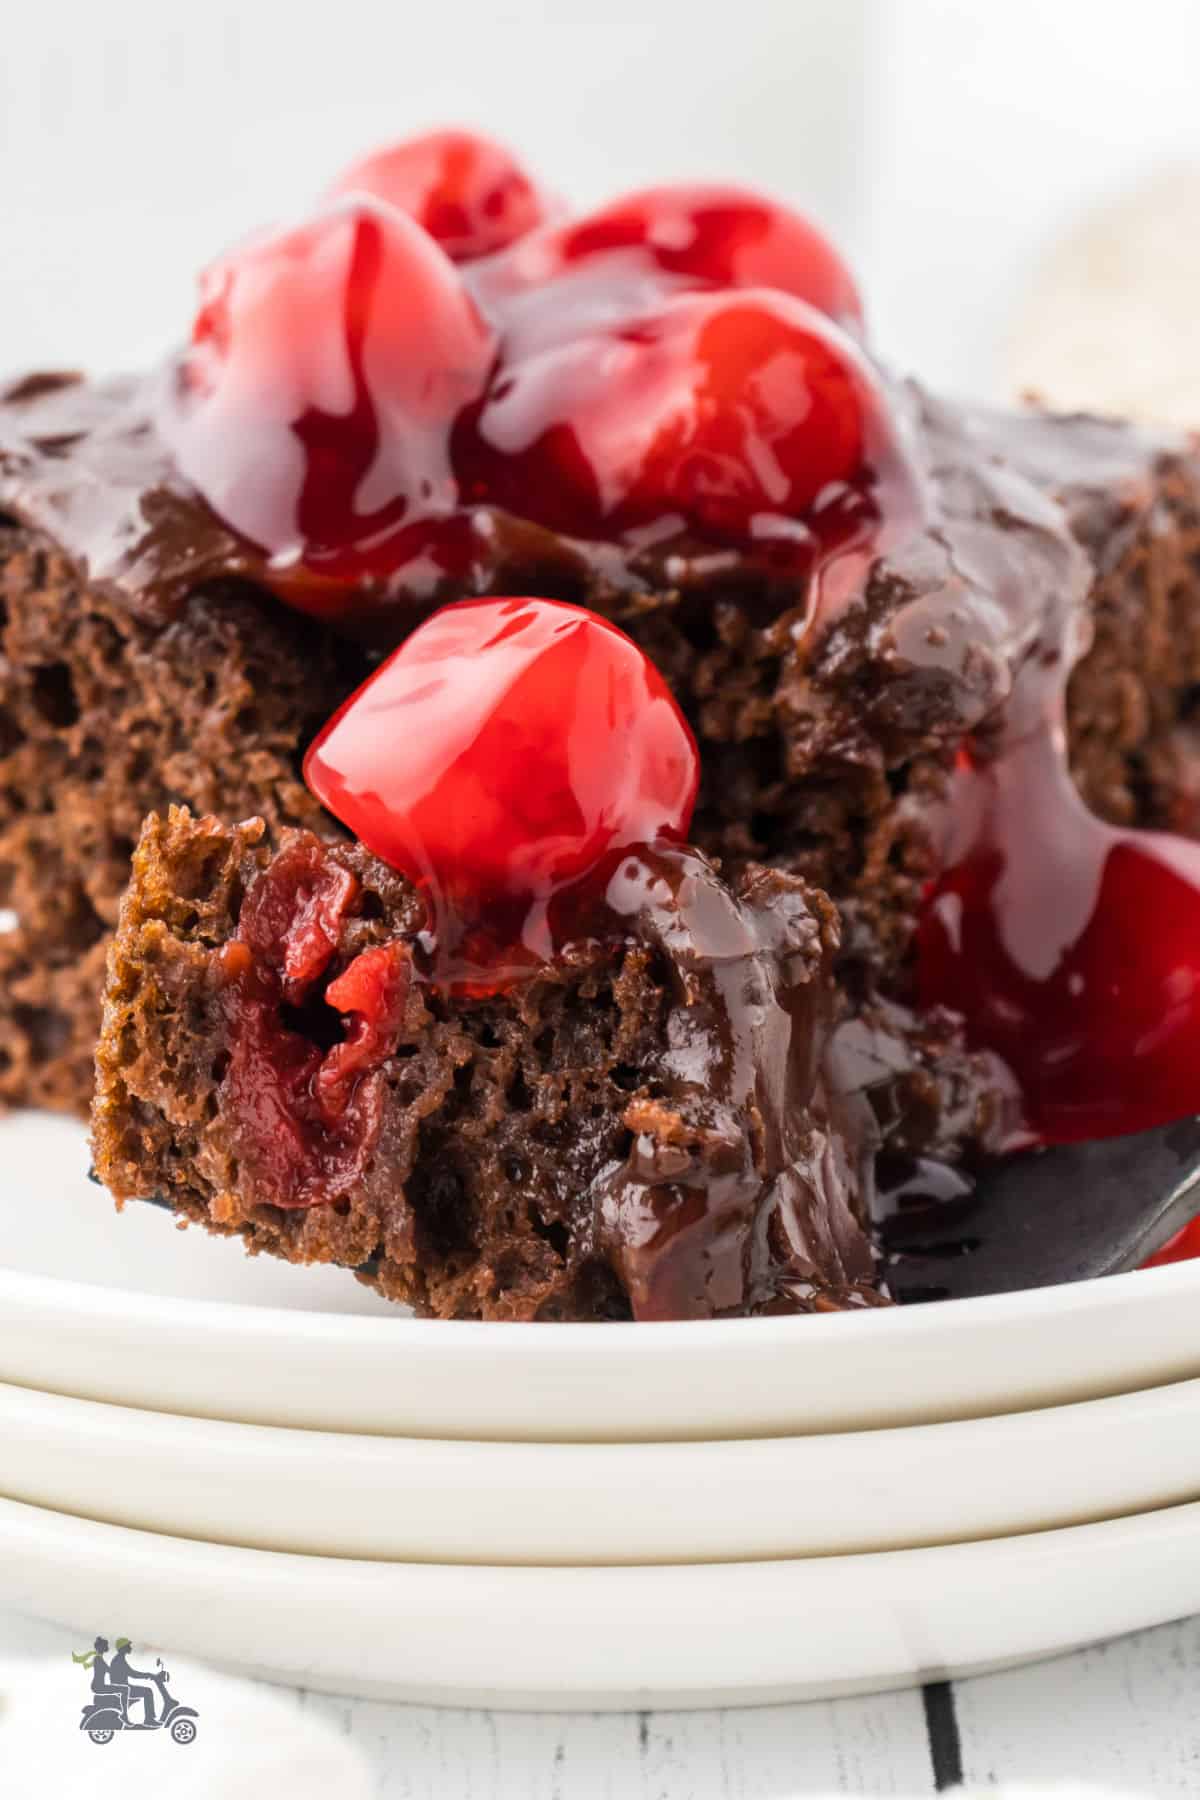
<box><xmin>94</xmin><ymin>809</ymin><xmax>875</xmax><ymax>1320</ymax></box>
<box><xmin>0</xmin><ymin>522</ymin><xmax>361</xmax><ymax>1113</ymax></box>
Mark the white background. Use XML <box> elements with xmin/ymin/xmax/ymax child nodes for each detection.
<box><xmin>5</xmin><ymin>0</ymin><xmax>1200</xmax><ymax>396</ymax></box>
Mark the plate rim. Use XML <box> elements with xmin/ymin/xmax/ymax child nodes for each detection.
<box><xmin>3</xmin><ymin>1491</ymin><xmax>1200</xmax><ymax>1709</ymax></box>
<box><xmin>3</xmin><ymin>1244</ymin><xmax>1199</xmax><ymax>1346</ymax></box>
<box><xmin>5</xmin><ymin>1370</ymin><xmax>1200</xmax><ymax>1563</ymax></box>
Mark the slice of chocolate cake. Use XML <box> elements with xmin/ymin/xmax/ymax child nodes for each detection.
<box><xmin>0</xmin><ymin>377</ymin><xmax>364</xmax><ymax>1115</ymax></box>
<box><xmin>93</xmin><ymin>808</ymin><xmax>883</xmax><ymax>1321</ymax></box>
<box><xmin>12</xmin><ymin>128</ymin><xmax>1200</xmax><ymax>1316</ymax></box>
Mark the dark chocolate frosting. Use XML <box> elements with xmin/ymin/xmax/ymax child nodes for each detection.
<box><xmin>200</xmin><ymin>824</ymin><xmax>876</xmax><ymax>1317</ymax></box>
<box><xmin>0</xmin><ymin>368</ymin><xmax>831</xmax><ymax>639</ymax></box>
<box><xmin>593</xmin><ymin>843</ymin><xmax>874</xmax><ymax>1318</ymax></box>
<box><xmin>0</xmin><ymin>372</ymin><xmax>260</xmax><ymax>627</ymax></box>
<box><xmin>0</xmin><ymin>366</ymin><xmax>1105</xmax><ymax>741</ymax></box>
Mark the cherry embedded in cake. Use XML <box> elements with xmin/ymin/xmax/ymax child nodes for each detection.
<box><xmin>1</xmin><ymin>123</ymin><xmax>1198</xmax><ymax>1313</ymax></box>
<box><xmin>213</xmin><ymin>838</ymin><xmax>416</xmax><ymax>1213</ymax></box>
<box><xmin>95</xmin><ymin>804</ymin><xmax>882</xmax><ymax>1320</ymax></box>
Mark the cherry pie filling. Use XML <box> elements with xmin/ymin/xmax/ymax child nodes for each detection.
<box><xmin>165</xmin><ymin>128</ymin><xmax>1200</xmax><ymax>1262</ymax></box>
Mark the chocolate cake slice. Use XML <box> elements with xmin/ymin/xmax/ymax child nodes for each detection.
<box><xmin>11</xmin><ymin>130</ymin><xmax>1200</xmax><ymax>1316</ymax></box>
<box><xmin>93</xmin><ymin>808</ymin><xmax>883</xmax><ymax>1321</ymax></box>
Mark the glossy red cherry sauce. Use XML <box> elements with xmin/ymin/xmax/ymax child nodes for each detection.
<box><xmin>918</xmin><ymin>724</ymin><xmax>1200</xmax><ymax>1144</ymax></box>
<box><xmin>217</xmin><ymin>838</ymin><xmax>412</xmax><ymax>1207</ymax></box>
<box><xmin>452</xmin><ymin>288</ymin><xmax>881</xmax><ymax>546</ymax></box>
<box><xmin>161</xmin><ymin>195</ymin><xmax>496</xmax><ymax>590</ymax></box>
<box><xmin>474</xmin><ymin>182</ymin><xmax>864</xmax><ymax>331</ymax></box>
<box><xmin>304</xmin><ymin>596</ymin><xmax>699</xmax><ymax>991</ymax></box>
<box><xmin>162</xmin><ymin>137</ymin><xmax>917</xmax><ymax>627</ymax></box>
<box><xmin>328</xmin><ymin>128</ymin><xmax>554</xmax><ymax>263</ymax></box>
<box><xmin>1144</xmin><ymin>1217</ymin><xmax>1200</xmax><ymax>1266</ymax></box>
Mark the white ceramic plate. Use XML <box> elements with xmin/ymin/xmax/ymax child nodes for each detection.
<box><xmin>3</xmin><ymin>1493</ymin><xmax>1200</xmax><ymax>1708</ymax></box>
<box><xmin>5</xmin><ymin>1375</ymin><xmax>1200</xmax><ymax>1563</ymax></box>
<box><xmin>6</xmin><ymin>1112</ymin><xmax>1200</xmax><ymax>1441</ymax></box>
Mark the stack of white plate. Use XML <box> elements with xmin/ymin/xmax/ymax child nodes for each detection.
<box><xmin>3</xmin><ymin>1110</ymin><xmax>1200</xmax><ymax>1709</ymax></box>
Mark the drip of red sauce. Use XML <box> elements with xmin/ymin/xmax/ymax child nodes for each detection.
<box><xmin>1144</xmin><ymin>1218</ymin><xmax>1200</xmax><ymax>1266</ymax></box>
<box><xmin>217</xmin><ymin>838</ymin><xmax>412</xmax><ymax>1207</ymax></box>
<box><xmin>918</xmin><ymin>726</ymin><xmax>1200</xmax><ymax>1144</ymax></box>
<box><xmin>161</xmin><ymin>137</ymin><xmax>916</xmax><ymax>617</ymax></box>
<box><xmin>303</xmin><ymin>596</ymin><xmax>699</xmax><ymax>991</ymax></box>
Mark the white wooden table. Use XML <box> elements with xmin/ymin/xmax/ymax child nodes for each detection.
<box><xmin>5</xmin><ymin>1606</ymin><xmax>1199</xmax><ymax>1794</ymax></box>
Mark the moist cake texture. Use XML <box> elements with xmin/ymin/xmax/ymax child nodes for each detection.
<box><xmin>81</xmin><ymin>386</ymin><xmax>1200</xmax><ymax>1318</ymax></box>
<box><xmin>0</xmin><ymin>414</ymin><xmax>358</xmax><ymax>1114</ymax></box>
<box><xmin>94</xmin><ymin>810</ymin><xmax>884</xmax><ymax>1320</ymax></box>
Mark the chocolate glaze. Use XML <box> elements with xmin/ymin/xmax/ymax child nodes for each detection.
<box><xmin>0</xmin><ymin>372</ymin><xmax>260</xmax><ymax>626</ymax></box>
<box><xmin>214</xmin><ymin>829</ymin><xmax>874</xmax><ymax>1317</ymax></box>
<box><xmin>799</xmin><ymin>387</ymin><xmax>1092</xmax><ymax>774</ymax></box>
<box><xmin>93</xmin><ymin>810</ymin><xmax>879</xmax><ymax>1318</ymax></box>
<box><xmin>0</xmin><ymin>368</ymin><xmax>1104</xmax><ymax>735</ymax></box>
<box><xmin>0</xmin><ymin>367</ymin><xmax>871</xmax><ymax>640</ymax></box>
<box><xmin>592</xmin><ymin>844</ymin><xmax>874</xmax><ymax>1318</ymax></box>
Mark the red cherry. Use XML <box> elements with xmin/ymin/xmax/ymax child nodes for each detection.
<box><xmin>1144</xmin><ymin>1217</ymin><xmax>1200</xmax><ymax>1267</ymax></box>
<box><xmin>304</xmin><ymin>598</ymin><xmax>699</xmax><ymax>978</ymax></box>
<box><xmin>917</xmin><ymin>734</ymin><xmax>1200</xmax><ymax>1144</ymax></box>
<box><xmin>164</xmin><ymin>196</ymin><xmax>495</xmax><ymax>574</ymax></box>
<box><xmin>217</xmin><ymin>839</ymin><xmax>411</xmax><ymax>1209</ymax></box>
<box><xmin>317</xmin><ymin>943</ymin><xmax>412</xmax><ymax>1118</ymax></box>
<box><xmin>480</xmin><ymin>182</ymin><xmax>863</xmax><ymax>330</ymax></box>
<box><xmin>456</xmin><ymin>289</ymin><xmax>904</xmax><ymax>542</ymax></box>
<box><xmin>328</xmin><ymin>129</ymin><xmax>552</xmax><ymax>262</ymax></box>
<box><xmin>236</xmin><ymin>832</ymin><xmax>357</xmax><ymax>1002</ymax></box>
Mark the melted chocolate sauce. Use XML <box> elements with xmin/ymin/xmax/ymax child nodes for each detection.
<box><xmin>590</xmin><ymin>845</ymin><xmax>874</xmax><ymax>1318</ymax></box>
<box><xmin>214</xmin><ymin>827</ymin><xmax>872</xmax><ymax>1316</ymax></box>
<box><xmin>0</xmin><ymin>368</ymin><xmax>875</xmax><ymax>640</ymax></box>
